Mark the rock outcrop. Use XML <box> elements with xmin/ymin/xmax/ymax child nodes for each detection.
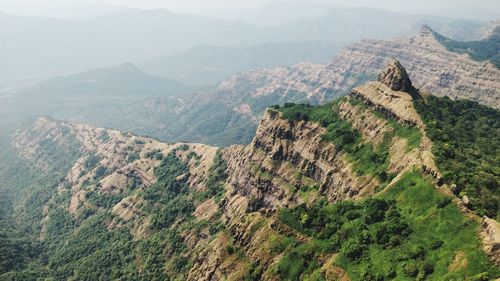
<box><xmin>480</xmin><ymin>217</ymin><xmax>500</xmax><ymax>266</ymax></box>
<box><xmin>377</xmin><ymin>60</ymin><xmax>413</xmax><ymax>92</ymax></box>
<box><xmin>14</xmin><ymin>117</ymin><xmax>218</xmax><ymax>239</ymax></box>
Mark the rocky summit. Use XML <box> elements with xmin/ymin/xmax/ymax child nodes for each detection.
<box><xmin>377</xmin><ymin>60</ymin><xmax>413</xmax><ymax>92</ymax></box>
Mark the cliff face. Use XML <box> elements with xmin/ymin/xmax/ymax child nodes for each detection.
<box><xmin>188</xmin><ymin>62</ymin><xmax>498</xmax><ymax>279</ymax></box>
<box><xmin>182</xmin><ymin>62</ymin><xmax>454</xmax><ymax>279</ymax></box>
<box><xmin>218</xmin><ymin>25</ymin><xmax>500</xmax><ymax>113</ymax></box>
<box><xmin>329</xmin><ymin>25</ymin><xmax>500</xmax><ymax>108</ymax></box>
<box><xmin>219</xmin><ymin>60</ymin><xmax>437</xmax><ymax>224</ymax></box>
<box><xmin>10</xmin><ymin>62</ymin><xmax>499</xmax><ymax>280</ymax></box>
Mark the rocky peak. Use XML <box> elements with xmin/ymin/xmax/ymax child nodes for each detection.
<box><xmin>377</xmin><ymin>60</ymin><xmax>412</xmax><ymax>92</ymax></box>
<box><xmin>419</xmin><ymin>24</ymin><xmax>433</xmax><ymax>36</ymax></box>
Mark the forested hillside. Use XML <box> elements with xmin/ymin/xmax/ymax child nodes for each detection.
<box><xmin>0</xmin><ymin>62</ymin><xmax>498</xmax><ymax>280</ymax></box>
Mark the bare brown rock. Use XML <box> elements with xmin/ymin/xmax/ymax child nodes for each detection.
<box><xmin>480</xmin><ymin>217</ymin><xmax>500</xmax><ymax>266</ymax></box>
<box><xmin>217</xmin><ymin>26</ymin><xmax>499</xmax><ymax>112</ymax></box>
<box><xmin>329</xmin><ymin>25</ymin><xmax>500</xmax><ymax>108</ymax></box>
<box><xmin>377</xmin><ymin>60</ymin><xmax>412</xmax><ymax>91</ymax></box>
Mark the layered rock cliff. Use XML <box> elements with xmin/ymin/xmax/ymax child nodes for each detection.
<box><xmin>9</xmin><ymin>62</ymin><xmax>500</xmax><ymax>280</ymax></box>
<box><xmin>218</xmin><ymin>25</ymin><xmax>500</xmax><ymax>114</ymax></box>
<box><xmin>330</xmin><ymin>25</ymin><xmax>500</xmax><ymax>107</ymax></box>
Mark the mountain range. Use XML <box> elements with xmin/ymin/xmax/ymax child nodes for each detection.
<box><xmin>0</xmin><ymin>8</ymin><xmax>492</xmax><ymax>89</ymax></box>
<box><xmin>137</xmin><ymin>41</ymin><xmax>342</xmax><ymax>87</ymax></box>
<box><xmin>0</xmin><ymin>61</ymin><xmax>498</xmax><ymax>280</ymax></box>
<box><xmin>3</xmin><ymin>24</ymin><xmax>498</xmax><ymax>148</ymax></box>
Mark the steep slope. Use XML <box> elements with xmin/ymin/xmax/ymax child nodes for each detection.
<box><xmin>204</xmin><ymin>61</ymin><xmax>499</xmax><ymax>279</ymax></box>
<box><xmin>1</xmin><ymin>62</ymin><xmax>498</xmax><ymax>280</ymax></box>
<box><xmin>329</xmin><ymin>24</ymin><xmax>500</xmax><ymax>107</ymax></box>
<box><xmin>220</xmin><ymin>25</ymin><xmax>500</xmax><ymax>111</ymax></box>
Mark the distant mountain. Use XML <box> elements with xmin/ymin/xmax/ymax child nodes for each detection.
<box><xmin>145</xmin><ymin>25</ymin><xmax>500</xmax><ymax>145</ymax></box>
<box><xmin>0</xmin><ymin>8</ymin><xmax>490</xmax><ymax>89</ymax></box>
<box><xmin>0</xmin><ymin>63</ymin><xmax>187</xmax><ymax>132</ymax></box>
<box><xmin>2</xmin><ymin>25</ymin><xmax>499</xmax><ymax>147</ymax></box>
<box><xmin>138</xmin><ymin>41</ymin><xmax>342</xmax><ymax>86</ymax></box>
<box><xmin>213</xmin><ymin>1</ymin><xmax>343</xmax><ymax>25</ymax></box>
<box><xmin>20</xmin><ymin>62</ymin><xmax>186</xmax><ymax>97</ymax></box>
<box><xmin>0</xmin><ymin>9</ymin><xmax>261</xmax><ymax>88</ymax></box>
<box><xmin>268</xmin><ymin>7</ymin><xmax>488</xmax><ymax>42</ymax></box>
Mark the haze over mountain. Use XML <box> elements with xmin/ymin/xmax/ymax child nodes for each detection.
<box><xmin>137</xmin><ymin>41</ymin><xmax>342</xmax><ymax>86</ymax></box>
<box><xmin>0</xmin><ymin>7</ymin><xmax>491</xmax><ymax>90</ymax></box>
<box><xmin>4</xmin><ymin>0</ymin><xmax>499</xmax><ymax>21</ymax></box>
<box><xmin>2</xmin><ymin>26</ymin><xmax>499</xmax><ymax>147</ymax></box>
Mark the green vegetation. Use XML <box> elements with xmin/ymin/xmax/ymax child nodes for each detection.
<box><xmin>348</xmin><ymin>97</ymin><xmax>422</xmax><ymax>151</ymax></box>
<box><xmin>83</xmin><ymin>153</ymin><xmax>101</xmax><ymax>170</ymax></box>
<box><xmin>194</xmin><ymin>150</ymin><xmax>228</xmax><ymax>203</ymax></box>
<box><xmin>391</xmin><ymin>120</ymin><xmax>422</xmax><ymax>151</ymax></box>
<box><xmin>1</xmin><ymin>90</ymin><xmax>498</xmax><ymax>280</ymax></box>
<box><xmin>145</xmin><ymin>149</ymin><xmax>164</xmax><ymax>160</ymax></box>
<box><xmin>432</xmin><ymin>28</ymin><xmax>500</xmax><ymax>68</ymax></box>
<box><xmin>0</xmin><ymin>143</ymin><xmax>211</xmax><ymax>280</ymax></box>
<box><xmin>46</xmin><ymin>215</ymin><xmax>136</xmax><ymax>280</ymax></box>
<box><xmin>277</xmin><ymin>197</ymin><xmax>410</xmax><ymax>280</ymax></box>
<box><xmin>85</xmin><ymin>189</ymin><xmax>124</xmax><ymax>209</ymax></box>
<box><xmin>145</xmin><ymin>150</ymin><xmax>195</xmax><ymax>230</ymax></box>
<box><xmin>0</xmin><ymin>194</ymin><xmax>40</xmax><ymax>275</ymax></box>
<box><xmin>276</xmin><ymin>171</ymin><xmax>499</xmax><ymax>280</ymax></box>
<box><xmin>276</xmin><ymin>101</ymin><xmax>401</xmax><ymax>183</ymax></box>
<box><xmin>415</xmin><ymin>96</ymin><xmax>499</xmax><ymax>219</ymax></box>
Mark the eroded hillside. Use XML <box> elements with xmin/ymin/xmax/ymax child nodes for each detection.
<box><xmin>3</xmin><ymin>62</ymin><xmax>499</xmax><ymax>280</ymax></box>
<box><xmin>219</xmin><ymin>25</ymin><xmax>500</xmax><ymax>116</ymax></box>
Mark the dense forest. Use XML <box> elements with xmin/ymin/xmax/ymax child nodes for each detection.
<box><xmin>0</xmin><ymin>146</ymin><xmax>228</xmax><ymax>280</ymax></box>
<box><xmin>414</xmin><ymin>95</ymin><xmax>500</xmax><ymax>220</ymax></box>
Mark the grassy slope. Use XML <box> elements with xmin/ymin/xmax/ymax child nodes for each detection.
<box><xmin>273</xmin><ymin>98</ymin><xmax>498</xmax><ymax>280</ymax></box>
<box><xmin>276</xmin><ymin>172</ymin><xmax>499</xmax><ymax>280</ymax></box>
<box><xmin>275</xmin><ymin>99</ymin><xmax>421</xmax><ymax>185</ymax></box>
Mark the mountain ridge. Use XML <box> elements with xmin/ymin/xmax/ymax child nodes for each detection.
<box><xmin>2</xmin><ymin>62</ymin><xmax>498</xmax><ymax>279</ymax></box>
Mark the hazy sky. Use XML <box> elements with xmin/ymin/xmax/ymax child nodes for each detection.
<box><xmin>1</xmin><ymin>0</ymin><xmax>499</xmax><ymax>20</ymax></box>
